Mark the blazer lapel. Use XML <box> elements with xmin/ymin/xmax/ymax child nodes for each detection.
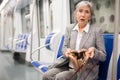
<box><xmin>71</xmin><ymin>30</ymin><xmax>78</xmax><ymax>49</ymax></box>
<box><xmin>79</xmin><ymin>28</ymin><xmax>91</xmax><ymax>49</ymax></box>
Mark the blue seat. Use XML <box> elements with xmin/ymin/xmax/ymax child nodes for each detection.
<box><xmin>31</xmin><ymin>32</ymin><xmax>64</xmax><ymax>73</ymax></box>
<box><xmin>5</xmin><ymin>33</ymin><xmax>29</xmax><ymax>52</ymax></box>
<box><xmin>98</xmin><ymin>34</ymin><xmax>114</xmax><ymax>80</ymax></box>
<box><xmin>15</xmin><ymin>33</ymin><xmax>29</xmax><ymax>52</ymax></box>
<box><xmin>98</xmin><ymin>34</ymin><xmax>120</xmax><ymax>80</ymax></box>
<box><xmin>117</xmin><ymin>54</ymin><xmax>120</xmax><ymax>80</ymax></box>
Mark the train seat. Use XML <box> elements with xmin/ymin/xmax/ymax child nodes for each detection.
<box><xmin>98</xmin><ymin>34</ymin><xmax>120</xmax><ymax>80</ymax></box>
<box><xmin>15</xmin><ymin>33</ymin><xmax>29</xmax><ymax>52</ymax></box>
<box><xmin>98</xmin><ymin>34</ymin><xmax>114</xmax><ymax>80</ymax></box>
<box><xmin>31</xmin><ymin>32</ymin><xmax>64</xmax><ymax>73</ymax></box>
<box><xmin>5</xmin><ymin>33</ymin><xmax>29</xmax><ymax>52</ymax></box>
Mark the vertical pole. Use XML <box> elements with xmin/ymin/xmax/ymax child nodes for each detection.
<box><xmin>36</xmin><ymin>0</ymin><xmax>41</xmax><ymax>61</ymax></box>
<box><xmin>112</xmin><ymin>0</ymin><xmax>120</xmax><ymax>80</ymax></box>
<box><xmin>30</xmin><ymin>0</ymin><xmax>35</xmax><ymax>60</ymax></box>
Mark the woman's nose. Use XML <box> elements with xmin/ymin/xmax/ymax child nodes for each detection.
<box><xmin>81</xmin><ymin>12</ymin><xmax>85</xmax><ymax>16</ymax></box>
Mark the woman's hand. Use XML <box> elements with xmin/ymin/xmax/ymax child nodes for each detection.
<box><xmin>68</xmin><ymin>50</ymin><xmax>78</xmax><ymax>70</ymax></box>
<box><xmin>64</xmin><ymin>48</ymin><xmax>71</xmax><ymax>58</ymax></box>
<box><xmin>85</xmin><ymin>47</ymin><xmax>95</xmax><ymax>60</ymax></box>
<box><xmin>78</xmin><ymin>47</ymin><xmax>95</xmax><ymax>63</ymax></box>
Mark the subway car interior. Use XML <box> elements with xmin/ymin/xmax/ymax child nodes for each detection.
<box><xmin>0</xmin><ymin>0</ymin><xmax>120</xmax><ymax>80</ymax></box>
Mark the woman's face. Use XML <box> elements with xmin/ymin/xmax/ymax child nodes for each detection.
<box><xmin>76</xmin><ymin>5</ymin><xmax>91</xmax><ymax>26</ymax></box>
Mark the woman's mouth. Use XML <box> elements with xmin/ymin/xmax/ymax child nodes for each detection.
<box><xmin>80</xmin><ymin>19</ymin><xmax>85</xmax><ymax>22</ymax></box>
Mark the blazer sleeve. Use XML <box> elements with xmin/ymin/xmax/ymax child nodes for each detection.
<box><xmin>62</xmin><ymin>24</ymin><xmax>75</xmax><ymax>56</ymax></box>
<box><xmin>62</xmin><ymin>26</ymin><xmax>70</xmax><ymax>55</ymax></box>
<box><xmin>94</xmin><ymin>27</ymin><xmax>107</xmax><ymax>62</ymax></box>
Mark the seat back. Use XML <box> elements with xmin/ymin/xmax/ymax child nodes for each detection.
<box><xmin>15</xmin><ymin>33</ymin><xmax>29</xmax><ymax>52</ymax></box>
<box><xmin>44</xmin><ymin>32</ymin><xmax>64</xmax><ymax>60</ymax></box>
<box><xmin>45</xmin><ymin>33</ymin><xmax>55</xmax><ymax>50</ymax></box>
<box><xmin>56</xmin><ymin>35</ymin><xmax>64</xmax><ymax>58</ymax></box>
<box><xmin>31</xmin><ymin>32</ymin><xmax>64</xmax><ymax>62</ymax></box>
<box><xmin>5</xmin><ymin>33</ymin><xmax>29</xmax><ymax>52</ymax></box>
<box><xmin>98</xmin><ymin>34</ymin><xmax>114</xmax><ymax>80</ymax></box>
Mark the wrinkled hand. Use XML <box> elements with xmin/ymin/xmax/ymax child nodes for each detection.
<box><xmin>68</xmin><ymin>53</ymin><xmax>77</xmax><ymax>60</ymax></box>
<box><xmin>64</xmin><ymin>49</ymin><xmax>78</xmax><ymax>59</ymax></box>
<box><xmin>84</xmin><ymin>47</ymin><xmax>95</xmax><ymax>60</ymax></box>
<box><xmin>64</xmin><ymin>48</ymin><xmax>71</xmax><ymax>58</ymax></box>
<box><xmin>80</xmin><ymin>49</ymin><xmax>87</xmax><ymax>52</ymax></box>
<box><xmin>69</xmin><ymin>50</ymin><xmax>79</xmax><ymax>59</ymax></box>
<box><xmin>70</xmin><ymin>50</ymin><xmax>78</xmax><ymax>53</ymax></box>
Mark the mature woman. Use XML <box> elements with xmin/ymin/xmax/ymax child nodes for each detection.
<box><xmin>43</xmin><ymin>1</ymin><xmax>106</xmax><ymax>80</ymax></box>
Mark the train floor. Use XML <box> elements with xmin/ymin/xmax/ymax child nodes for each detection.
<box><xmin>0</xmin><ymin>51</ymin><xmax>42</xmax><ymax>80</ymax></box>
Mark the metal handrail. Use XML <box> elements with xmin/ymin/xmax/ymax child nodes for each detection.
<box><xmin>30</xmin><ymin>43</ymin><xmax>51</xmax><ymax>61</ymax></box>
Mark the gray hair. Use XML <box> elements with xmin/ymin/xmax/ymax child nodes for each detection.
<box><xmin>73</xmin><ymin>1</ymin><xmax>95</xmax><ymax>24</ymax></box>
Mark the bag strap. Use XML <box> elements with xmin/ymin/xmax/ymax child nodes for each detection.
<box><xmin>83</xmin><ymin>53</ymin><xmax>100</xmax><ymax>80</ymax></box>
<box><xmin>66</xmin><ymin>63</ymin><xmax>85</xmax><ymax>80</ymax></box>
<box><xmin>66</xmin><ymin>53</ymin><xmax>100</xmax><ymax>80</ymax></box>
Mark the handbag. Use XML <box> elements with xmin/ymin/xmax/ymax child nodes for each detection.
<box><xmin>48</xmin><ymin>56</ymin><xmax>69</xmax><ymax>69</ymax></box>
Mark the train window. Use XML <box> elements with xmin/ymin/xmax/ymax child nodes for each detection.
<box><xmin>70</xmin><ymin>0</ymin><xmax>115</xmax><ymax>33</ymax></box>
<box><xmin>39</xmin><ymin>0</ymin><xmax>45</xmax><ymax>38</ymax></box>
<box><xmin>21</xmin><ymin>5</ymin><xmax>31</xmax><ymax>33</ymax></box>
<box><xmin>38</xmin><ymin>0</ymin><xmax>53</xmax><ymax>38</ymax></box>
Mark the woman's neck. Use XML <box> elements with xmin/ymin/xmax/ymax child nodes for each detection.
<box><xmin>78</xmin><ymin>23</ymin><xmax>86</xmax><ymax>28</ymax></box>
<box><xmin>78</xmin><ymin>23</ymin><xmax>86</xmax><ymax>32</ymax></box>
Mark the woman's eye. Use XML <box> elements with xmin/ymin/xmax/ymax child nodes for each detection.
<box><xmin>79</xmin><ymin>9</ymin><xmax>83</xmax><ymax>13</ymax></box>
<box><xmin>85</xmin><ymin>10</ymin><xmax>90</xmax><ymax>14</ymax></box>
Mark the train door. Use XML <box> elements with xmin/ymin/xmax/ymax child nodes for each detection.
<box><xmin>14</xmin><ymin>0</ymin><xmax>32</xmax><ymax>39</ymax></box>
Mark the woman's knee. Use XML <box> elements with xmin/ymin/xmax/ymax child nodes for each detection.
<box><xmin>55</xmin><ymin>72</ymin><xmax>68</xmax><ymax>80</ymax></box>
<box><xmin>43</xmin><ymin>71</ymin><xmax>54</xmax><ymax>80</ymax></box>
<box><xmin>42</xmin><ymin>68</ymin><xmax>57</xmax><ymax>80</ymax></box>
<box><xmin>42</xmin><ymin>73</ymin><xmax>49</xmax><ymax>80</ymax></box>
<box><xmin>55</xmin><ymin>71</ymin><xmax>77</xmax><ymax>80</ymax></box>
